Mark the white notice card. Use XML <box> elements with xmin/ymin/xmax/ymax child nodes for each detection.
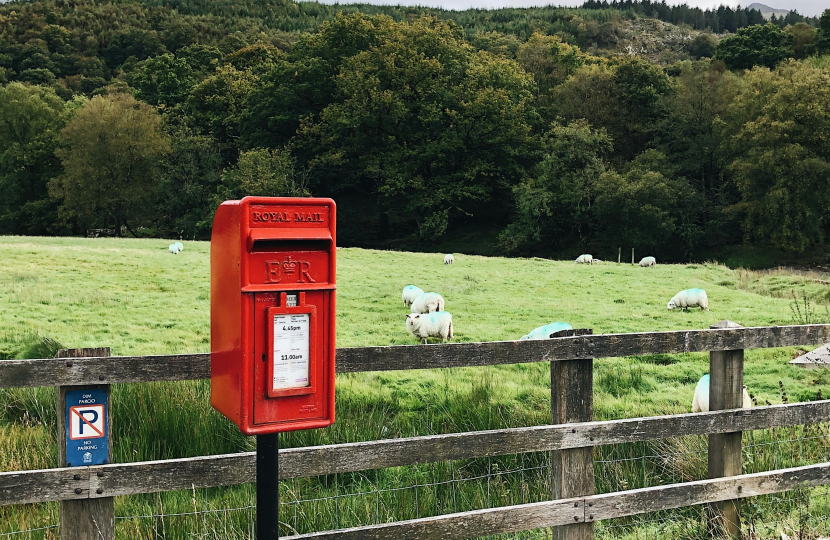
<box><xmin>272</xmin><ymin>314</ymin><xmax>311</xmax><ymax>389</ymax></box>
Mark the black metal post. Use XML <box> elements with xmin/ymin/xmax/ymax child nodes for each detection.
<box><xmin>257</xmin><ymin>433</ymin><xmax>280</xmax><ymax>539</ymax></box>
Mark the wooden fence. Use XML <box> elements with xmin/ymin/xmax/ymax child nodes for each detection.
<box><xmin>2</xmin><ymin>322</ymin><xmax>830</xmax><ymax>539</ymax></box>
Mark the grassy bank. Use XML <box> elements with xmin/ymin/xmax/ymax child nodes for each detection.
<box><xmin>1</xmin><ymin>236</ymin><xmax>829</xmax><ymax>539</ymax></box>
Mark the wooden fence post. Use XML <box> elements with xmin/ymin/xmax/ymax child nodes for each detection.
<box><xmin>551</xmin><ymin>329</ymin><xmax>594</xmax><ymax>540</ymax></box>
<box><xmin>708</xmin><ymin>321</ymin><xmax>744</xmax><ymax>538</ymax></box>
<box><xmin>57</xmin><ymin>347</ymin><xmax>114</xmax><ymax>540</ymax></box>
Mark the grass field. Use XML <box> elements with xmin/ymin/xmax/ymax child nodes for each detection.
<box><xmin>2</xmin><ymin>236</ymin><xmax>830</xmax><ymax>539</ymax></box>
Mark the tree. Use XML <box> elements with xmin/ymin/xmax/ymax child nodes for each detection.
<box><xmin>0</xmin><ymin>83</ymin><xmax>71</xmax><ymax>234</ymax></box>
<box><xmin>715</xmin><ymin>23</ymin><xmax>794</xmax><ymax>70</ymax></box>
<box><xmin>516</xmin><ymin>33</ymin><xmax>585</xmax><ymax>122</ymax></box>
<box><xmin>785</xmin><ymin>22</ymin><xmax>816</xmax><ymax>59</ymax></box>
<box><xmin>687</xmin><ymin>34</ymin><xmax>717</xmax><ymax>59</ymax></box>
<box><xmin>556</xmin><ymin>58</ymin><xmax>671</xmax><ymax>161</ymax></box>
<box><xmin>816</xmin><ymin>9</ymin><xmax>830</xmax><ymax>55</ymax></box>
<box><xmin>718</xmin><ymin>61</ymin><xmax>830</xmax><ymax>252</ymax></box>
<box><xmin>50</xmin><ymin>94</ymin><xmax>169</xmax><ymax>234</ymax></box>
<box><xmin>130</xmin><ymin>53</ymin><xmax>195</xmax><ymax>108</ymax></box>
<box><xmin>500</xmin><ymin>120</ymin><xmax>611</xmax><ymax>253</ymax></box>
<box><xmin>593</xmin><ymin>150</ymin><xmax>694</xmax><ymax>251</ymax></box>
<box><xmin>218</xmin><ymin>147</ymin><xmax>309</xmax><ymax>202</ymax></box>
<box><xmin>298</xmin><ymin>15</ymin><xmax>540</xmax><ymax>240</ymax></box>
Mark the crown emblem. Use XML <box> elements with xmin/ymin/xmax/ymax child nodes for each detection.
<box><xmin>282</xmin><ymin>256</ymin><xmax>298</xmax><ymax>274</ymax></box>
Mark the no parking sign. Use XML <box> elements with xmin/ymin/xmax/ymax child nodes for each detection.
<box><xmin>64</xmin><ymin>389</ymin><xmax>109</xmax><ymax>467</ymax></box>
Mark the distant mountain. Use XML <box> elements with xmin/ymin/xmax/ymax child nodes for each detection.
<box><xmin>746</xmin><ymin>3</ymin><xmax>790</xmax><ymax>20</ymax></box>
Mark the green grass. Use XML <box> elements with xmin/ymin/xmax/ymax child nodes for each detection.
<box><xmin>1</xmin><ymin>236</ymin><xmax>830</xmax><ymax>539</ymax></box>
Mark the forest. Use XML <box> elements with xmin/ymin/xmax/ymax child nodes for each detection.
<box><xmin>0</xmin><ymin>0</ymin><xmax>829</xmax><ymax>260</ymax></box>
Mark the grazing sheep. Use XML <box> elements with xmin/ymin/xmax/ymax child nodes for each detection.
<box><xmin>401</xmin><ymin>285</ymin><xmax>425</xmax><ymax>307</ymax></box>
<box><xmin>168</xmin><ymin>243</ymin><xmax>180</xmax><ymax>255</ymax></box>
<box><xmin>520</xmin><ymin>322</ymin><xmax>573</xmax><ymax>340</ymax></box>
<box><xmin>175</xmin><ymin>241</ymin><xmax>184</xmax><ymax>252</ymax></box>
<box><xmin>410</xmin><ymin>292</ymin><xmax>446</xmax><ymax>314</ymax></box>
<box><xmin>639</xmin><ymin>256</ymin><xmax>656</xmax><ymax>267</ymax></box>
<box><xmin>667</xmin><ymin>289</ymin><xmax>709</xmax><ymax>311</ymax></box>
<box><xmin>692</xmin><ymin>374</ymin><xmax>752</xmax><ymax>413</ymax></box>
<box><xmin>444</xmin><ymin>254</ymin><xmax>454</xmax><ymax>265</ymax></box>
<box><xmin>406</xmin><ymin>311</ymin><xmax>453</xmax><ymax>344</ymax></box>
<box><xmin>574</xmin><ymin>254</ymin><xmax>594</xmax><ymax>265</ymax></box>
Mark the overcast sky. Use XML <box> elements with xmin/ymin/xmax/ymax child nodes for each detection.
<box><xmin>316</xmin><ymin>0</ymin><xmax>826</xmax><ymax>17</ymax></box>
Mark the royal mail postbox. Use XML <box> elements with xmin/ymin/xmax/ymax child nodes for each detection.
<box><xmin>210</xmin><ymin>196</ymin><xmax>336</xmax><ymax>435</ymax></box>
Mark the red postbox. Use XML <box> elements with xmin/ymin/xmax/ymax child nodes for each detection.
<box><xmin>210</xmin><ymin>196</ymin><xmax>336</xmax><ymax>435</ymax></box>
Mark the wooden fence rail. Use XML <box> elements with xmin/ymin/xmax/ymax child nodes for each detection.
<box><xmin>2</xmin><ymin>324</ymin><xmax>829</xmax><ymax>388</ymax></box>
<box><xmin>1</xmin><ymin>323</ymin><xmax>830</xmax><ymax>540</ymax></box>
<box><xmin>2</xmin><ymin>400</ymin><xmax>830</xmax><ymax>506</ymax></box>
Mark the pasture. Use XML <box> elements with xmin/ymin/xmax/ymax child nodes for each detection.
<box><xmin>2</xmin><ymin>236</ymin><xmax>830</xmax><ymax>539</ymax></box>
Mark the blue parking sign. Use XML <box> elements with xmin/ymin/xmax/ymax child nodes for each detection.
<box><xmin>65</xmin><ymin>389</ymin><xmax>109</xmax><ymax>467</ymax></box>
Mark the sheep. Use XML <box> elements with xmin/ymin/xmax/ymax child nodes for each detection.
<box><xmin>174</xmin><ymin>241</ymin><xmax>184</xmax><ymax>252</ymax></box>
<box><xmin>410</xmin><ymin>292</ymin><xmax>446</xmax><ymax>314</ymax></box>
<box><xmin>520</xmin><ymin>322</ymin><xmax>573</xmax><ymax>340</ymax></box>
<box><xmin>444</xmin><ymin>254</ymin><xmax>454</xmax><ymax>265</ymax></box>
<box><xmin>574</xmin><ymin>254</ymin><xmax>594</xmax><ymax>265</ymax></box>
<box><xmin>168</xmin><ymin>243</ymin><xmax>180</xmax><ymax>255</ymax></box>
<box><xmin>639</xmin><ymin>256</ymin><xmax>656</xmax><ymax>267</ymax></box>
<box><xmin>406</xmin><ymin>311</ymin><xmax>453</xmax><ymax>344</ymax></box>
<box><xmin>667</xmin><ymin>288</ymin><xmax>709</xmax><ymax>311</ymax></box>
<box><xmin>401</xmin><ymin>285</ymin><xmax>425</xmax><ymax>307</ymax></box>
<box><xmin>692</xmin><ymin>374</ymin><xmax>752</xmax><ymax>413</ymax></box>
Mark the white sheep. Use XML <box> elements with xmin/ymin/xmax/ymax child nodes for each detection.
<box><xmin>667</xmin><ymin>288</ymin><xmax>709</xmax><ymax>311</ymax></box>
<box><xmin>410</xmin><ymin>292</ymin><xmax>446</xmax><ymax>314</ymax></box>
<box><xmin>520</xmin><ymin>322</ymin><xmax>573</xmax><ymax>340</ymax></box>
<box><xmin>574</xmin><ymin>254</ymin><xmax>594</xmax><ymax>265</ymax></box>
<box><xmin>175</xmin><ymin>241</ymin><xmax>184</xmax><ymax>252</ymax></box>
<box><xmin>639</xmin><ymin>256</ymin><xmax>656</xmax><ymax>267</ymax></box>
<box><xmin>444</xmin><ymin>254</ymin><xmax>454</xmax><ymax>265</ymax></box>
<box><xmin>401</xmin><ymin>285</ymin><xmax>425</xmax><ymax>307</ymax></box>
<box><xmin>168</xmin><ymin>243</ymin><xmax>180</xmax><ymax>255</ymax></box>
<box><xmin>406</xmin><ymin>311</ymin><xmax>453</xmax><ymax>344</ymax></box>
<box><xmin>692</xmin><ymin>374</ymin><xmax>752</xmax><ymax>413</ymax></box>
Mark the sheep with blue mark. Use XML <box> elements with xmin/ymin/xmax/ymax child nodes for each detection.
<box><xmin>406</xmin><ymin>311</ymin><xmax>454</xmax><ymax>344</ymax></box>
<box><xmin>410</xmin><ymin>292</ymin><xmax>446</xmax><ymax>314</ymax></box>
<box><xmin>668</xmin><ymin>289</ymin><xmax>709</xmax><ymax>311</ymax></box>
<box><xmin>692</xmin><ymin>374</ymin><xmax>752</xmax><ymax>413</ymax></box>
<box><xmin>520</xmin><ymin>322</ymin><xmax>573</xmax><ymax>340</ymax></box>
<box><xmin>401</xmin><ymin>285</ymin><xmax>424</xmax><ymax>308</ymax></box>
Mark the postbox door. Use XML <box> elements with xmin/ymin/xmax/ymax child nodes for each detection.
<box><xmin>252</xmin><ymin>291</ymin><xmax>331</xmax><ymax>427</ymax></box>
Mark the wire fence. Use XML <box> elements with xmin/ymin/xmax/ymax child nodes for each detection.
<box><xmin>4</xmin><ymin>426</ymin><xmax>830</xmax><ymax>539</ymax></box>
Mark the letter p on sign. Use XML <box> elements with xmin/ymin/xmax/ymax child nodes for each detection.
<box><xmin>69</xmin><ymin>404</ymin><xmax>106</xmax><ymax>440</ymax></box>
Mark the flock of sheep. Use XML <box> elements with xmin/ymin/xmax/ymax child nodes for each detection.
<box><xmin>577</xmin><ymin>254</ymin><xmax>709</xmax><ymax>311</ymax></box>
<box><xmin>168</xmin><ymin>241</ymin><xmax>184</xmax><ymax>255</ymax></box>
<box><xmin>401</xmin><ymin>252</ymin><xmax>731</xmax><ymax>412</ymax></box>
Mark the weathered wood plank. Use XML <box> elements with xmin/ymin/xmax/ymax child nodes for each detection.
<box><xmin>707</xmin><ymin>321</ymin><xmax>743</xmax><ymax>538</ymax></box>
<box><xmin>285</xmin><ymin>498</ymin><xmax>584</xmax><ymax>540</ymax></box>
<box><xmin>284</xmin><ymin>462</ymin><xmax>830</xmax><ymax>540</ymax></box>
<box><xmin>587</xmin><ymin>461</ymin><xmax>830</xmax><ymax>523</ymax></box>
<box><xmin>2</xmin><ymin>325</ymin><xmax>828</xmax><ymax>388</ymax></box>
<box><xmin>4</xmin><ymin>400</ymin><xmax>830</xmax><ymax>506</ymax></box>
<box><xmin>0</xmin><ymin>353</ymin><xmax>211</xmax><ymax>388</ymax></box>
<box><xmin>88</xmin><ymin>452</ymin><xmax>257</xmax><ymax>498</ymax></box>
<box><xmin>551</xmin><ymin>355</ymin><xmax>594</xmax><ymax>540</ymax></box>
<box><xmin>57</xmin><ymin>347</ymin><xmax>114</xmax><ymax>540</ymax></box>
<box><xmin>278</xmin><ymin>401</ymin><xmax>830</xmax><ymax>480</ymax></box>
<box><xmin>88</xmin><ymin>400</ymin><xmax>830</xmax><ymax>498</ymax></box>
<box><xmin>0</xmin><ymin>468</ymin><xmax>89</xmax><ymax>506</ymax></box>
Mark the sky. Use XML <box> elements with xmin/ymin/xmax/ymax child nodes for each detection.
<box><xmin>316</xmin><ymin>0</ymin><xmax>826</xmax><ymax>17</ymax></box>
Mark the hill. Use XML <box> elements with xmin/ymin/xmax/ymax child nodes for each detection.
<box><xmin>746</xmin><ymin>2</ymin><xmax>790</xmax><ymax>19</ymax></box>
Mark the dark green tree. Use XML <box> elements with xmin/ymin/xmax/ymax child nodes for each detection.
<box><xmin>715</xmin><ymin>23</ymin><xmax>794</xmax><ymax>70</ymax></box>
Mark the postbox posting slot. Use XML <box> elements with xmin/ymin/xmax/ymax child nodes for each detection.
<box><xmin>248</xmin><ymin>228</ymin><xmax>332</xmax><ymax>252</ymax></box>
<box><xmin>265</xmin><ymin>292</ymin><xmax>317</xmax><ymax>399</ymax></box>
